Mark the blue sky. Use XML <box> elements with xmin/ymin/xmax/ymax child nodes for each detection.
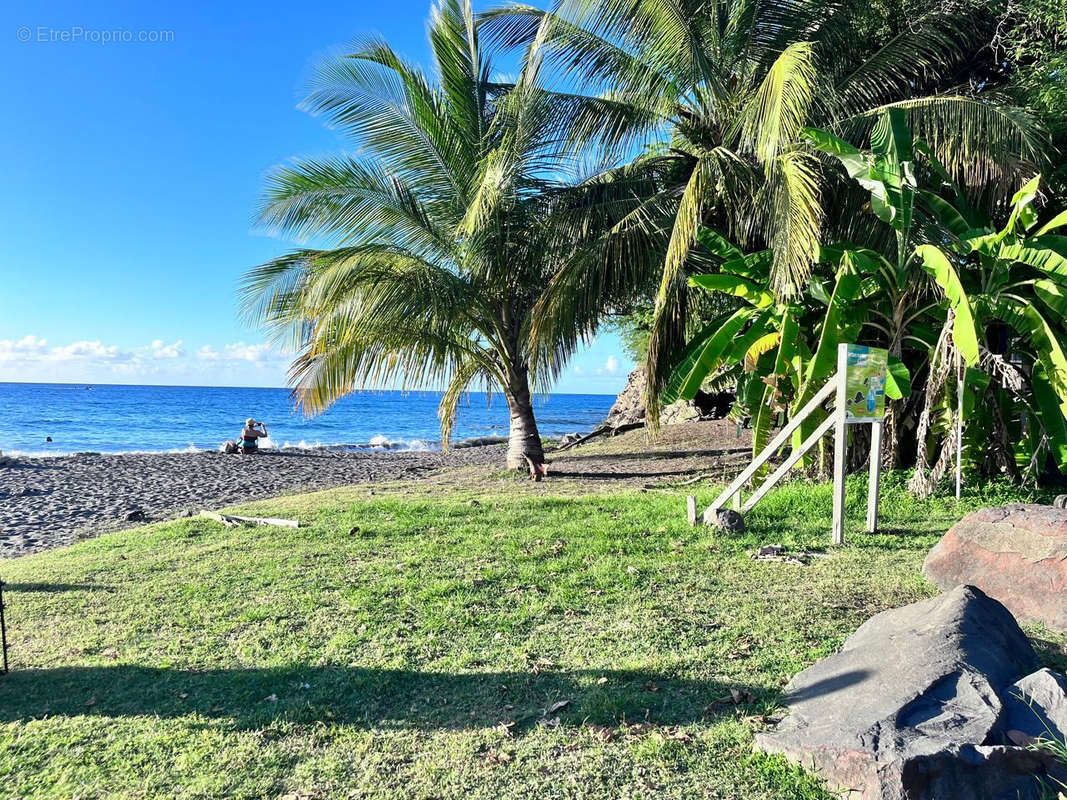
<box><xmin>0</xmin><ymin>0</ymin><xmax>634</xmax><ymax>394</ymax></box>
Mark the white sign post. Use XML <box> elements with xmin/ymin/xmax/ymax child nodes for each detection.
<box><xmin>695</xmin><ymin>342</ymin><xmax>887</xmax><ymax>546</ymax></box>
<box><xmin>832</xmin><ymin>343</ymin><xmax>888</xmax><ymax>544</ymax></box>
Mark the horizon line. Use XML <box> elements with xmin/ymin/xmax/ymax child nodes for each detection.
<box><xmin>0</xmin><ymin>380</ymin><xmax>621</xmax><ymax>397</ymax></box>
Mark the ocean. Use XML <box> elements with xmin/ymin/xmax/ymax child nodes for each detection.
<box><xmin>0</xmin><ymin>382</ymin><xmax>616</xmax><ymax>456</ymax></box>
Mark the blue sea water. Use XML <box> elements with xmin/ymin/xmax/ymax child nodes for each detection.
<box><xmin>0</xmin><ymin>383</ymin><xmax>615</xmax><ymax>456</ymax></box>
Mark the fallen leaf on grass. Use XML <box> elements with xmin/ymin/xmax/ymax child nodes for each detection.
<box><xmin>497</xmin><ymin>721</ymin><xmax>516</xmax><ymax>738</ymax></box>
<box><xmin>529</xmin><ymin>658</ymin><xmax>556</xmax><ymax>675</ymax></box>
<box><xmin>483</xmin><ymin>750</ymin><xmax>513</xmax><ymax>766</ymax></box>
<box><xmin>265</xmin><ymin>694</ymin><xmax>278</xmax><ymax>702</ymax></box>
<box><xmin>586</xmin><ymin>724</ymin><xmax>618</xmax><ymax>742</ymax></box>
<box><xmin>730</xmin><ymin>688</ymin><xmax>755</xmax><ymax>704</ymax></box>
<box><xmin>85</xmin><ymin>697</ymin><xmax>97</xmax><ymax>707</ymax></box>
<box><xmin>545</xmin><ymin>699</ymin><xmax>570</xmax><ymax>715</ymax></box>
<box><xmin>596</xmin><ymin>677</ymin><xmax>608</xmax><ymax>685</ymax></box>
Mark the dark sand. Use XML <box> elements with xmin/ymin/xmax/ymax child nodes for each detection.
<box><xmin>0</xmin><ymin>445</ymin><xmax>504</xmax><ymax>557</ymax></box>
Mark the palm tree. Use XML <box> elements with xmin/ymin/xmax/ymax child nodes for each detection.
<box><xmin>242</xmin><ymin>0</ymin><xmax>591</xmax><ymax>469</ymax></box>
<box><xmin>483</xmin><ymin>0</ymin><xmax>1048</xmax><ymax>423</ymax></box>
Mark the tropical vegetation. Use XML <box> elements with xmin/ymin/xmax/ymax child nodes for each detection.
<box><xmin>486</xmin><ymin>0</ymin><xmax>1046</xmax><ymax>424</ymax></box>
<box><xmin>246</xmin><ymin>0</ymin><xmax>1067</xmax><ymax>488</ymax></box>
<box><xmin>665</xmin><ymin>110</ymin><xmax>1067</xmax><ymax>490</ymax></box>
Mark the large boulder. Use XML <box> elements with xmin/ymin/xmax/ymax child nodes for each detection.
<box><xmin>755</xmin><ymin>585</ymin><xmax>1067</xmax><ymax>800</ymax></box>
<box><xmin>922</xmin><ymin>503</ymin><xmax>1067</xmax><ymax>632</ymax></box>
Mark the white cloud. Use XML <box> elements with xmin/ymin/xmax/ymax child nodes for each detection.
<box><xmin>0</xmin><ymin>335</ymin><xmax>49</xmax><ymax>361</ymax></box>
<box><xmin>0</xmin><ymin>335</ymin><xmax>284</xmax><ymax>376</ymax></box>
<box><xmin>0</xmin><ymin>337</ymin><xmax>116</xmax><ymax>365</ymax></box>
<box><xmin>223</xmin><ymin>342</ymin><xmax>279</xmax><ymax>362</ymax></box>
<box><xmin>150</xmin><ymin>339</ymin><xmax>184</xmax><ymax>359</ymax></box>
<box><xmin>0</xmin><ymin>334</ymin><xmax>291</xmax><ymax>387</ymax></box>
<box><xmin>196</xmin><ymin>342</ymin><xmax>283</xmax><ymax>364</ymax></box>
<box><xmin>603</xmin><ymin>354</ymin><xmax>620</xmax><ymax>374</ymax></box>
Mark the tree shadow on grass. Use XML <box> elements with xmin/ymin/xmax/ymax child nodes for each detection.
<box><xmin>550</xmin><ymin>469</ymin><xmax>708</xmax><ymax>482</ymax></box>
<box><xmin>554</xmin><ymin>448</ymin><xmax>748</xmax><ymax>464</ymax></box>
<box><xmin>0</xmin><ymin>665</ymin><xmax>819</xmax><ymax>733</ymax></box>
<box><xmin>4</xmin><ymin>583</ymin><xmax>113</xmax><ymax>593</ymax></box>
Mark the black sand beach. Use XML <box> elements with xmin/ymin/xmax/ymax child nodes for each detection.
<box><xmin>0</xmin><ymin>445</ymin><xmax>505</xmax><ymax>557</ymax></box>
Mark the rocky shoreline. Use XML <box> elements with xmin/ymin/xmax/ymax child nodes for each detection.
<box><xmin>0</xmin><ymin>444</ymin><xmax>505</xmax><ymax>558</ymax></box>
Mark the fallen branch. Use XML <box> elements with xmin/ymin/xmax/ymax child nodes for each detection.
<box><xmin>556</xmin><ymin>425</ymin><xmax>609</xmax><ymax>451</ymax></box>
<box><xmin>200</xmin><ymin>511</ymin><xmax>299</xmax><ymax>528</ymax></box>
<box><xmin>556</xmin><ymin>421</ymin><xmax>645</xmax><ymax>452</ymax></box>
<box><xmin>667</xmin><ymin>471</ymin><xmax>719</xmax><ymax>488</ymax></box>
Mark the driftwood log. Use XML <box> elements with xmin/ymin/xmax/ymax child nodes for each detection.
<box><xmin>200</xmin><ymin>511</ymin><xmax>299</xmax><ymax>528</ymax></box>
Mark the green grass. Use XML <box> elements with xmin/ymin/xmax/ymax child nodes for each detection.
<box><xmin>0</xmin><ymin>473</ymin><xmax>1063</xmax><ymax>799</ymax></box>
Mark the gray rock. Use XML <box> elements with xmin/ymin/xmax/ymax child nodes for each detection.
<box><xmin>710</xmin><ymin>508</ymin><xmax>744</xmax><ymax>534</ymax></box>
<box><xmin>755</xmin><ymin>585</ymin><xmax>1042</xmax><ymax>800</ymax></box>
<box><xmin>660</xmin><ymin>399</ymin><xmax>701</xmax><ymax>426</ymax></box>
<box><xmin>1001</xmin><ymin>668</ymin><xmax>1067</xmax><ymax>743</ymax></box>
<box><xmin>903</xmin><ymin>744</ymin><xmax>1067</xmax><ymax>800</ymax></box>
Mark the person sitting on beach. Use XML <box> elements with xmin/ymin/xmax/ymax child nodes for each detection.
<box><xmin>239</xmin><ymin>419</ymin><xmax>268</xmax><ymax>454</ymax></box>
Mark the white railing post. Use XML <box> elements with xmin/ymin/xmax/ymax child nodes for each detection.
<box><xmin>703</xmin><ymin>379</ymin><xmax>837</xmax><ymax>521</ymax></box>
<box><xmin>831</xmin><ymin>347</ymin><xmax>848</xmax><ymax>545</ymax></box>
<box><xmin>866</xmin><ymin>419</ymin><xmax>882</xmax><ymax>533</ymax></box>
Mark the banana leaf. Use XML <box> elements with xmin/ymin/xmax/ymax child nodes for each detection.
<box><xmin>885</xmin><ymin>357</ymin><xmax>911</xmax><ymax>400</ymax></box>
<box><xmin>1032</xmin><ymin>364</ymin><xmax>1067</xmax><ymax>471</ymax></box>
<box><xmin>689</xmin><ymin>273</ymin><xmax>774</xmax><ymax>308</ymax></box>
<box><xmin>661</xmin><ymin>308</ymin><xmax>766</xmax><ymax>403</ymax></box>
<box><xmin>915</xmin><ymin>245</ymin><xmax>980</xmax><ymax>366</ymax></box>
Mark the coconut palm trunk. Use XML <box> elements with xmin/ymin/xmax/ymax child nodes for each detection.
<box><xmin>504</xmin><ymin>362</ymin><xmax>544</xmax><ymax>469</ymax></box>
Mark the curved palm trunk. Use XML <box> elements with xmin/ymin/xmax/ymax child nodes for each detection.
<box><xmin>504</xmin><ymin>364</ymin><xmax>544</xmax><ymax>470</ymax></box>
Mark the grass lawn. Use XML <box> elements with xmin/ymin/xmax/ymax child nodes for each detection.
<box><xmin>1</xmin><ymin>472</ymin><xmax>1064</xmax><ymax>799</ymax></box>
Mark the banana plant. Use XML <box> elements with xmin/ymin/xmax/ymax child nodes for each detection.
<box><xmin>812</xmin><ymin>109</ymin><xmax>1067</xmax><ymax>482</ymax></box>
<box><xmin>664</xmin><ymin>227</ymin><xmax>911</xmax><ymax>469</ymax></box>
<box><xmin>915</xmin><ymin>173</ymin><xmax>1067</xmax><ymax>477</ymax></box>
<box><xmin>804</xmin><ymin>109</ymin><xmax>931</xmax><ymax>466</ymax></box>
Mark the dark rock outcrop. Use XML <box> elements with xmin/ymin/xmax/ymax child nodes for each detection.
<box><xmin>604</xmin><ymin>367</ymin><xmax>734</xmax><ymax>429</ymax></box>
<box><xmin>604</xmin><ymin>368</ymin><xmax>647</xmax><ymax>429</ymax></box>
<box><xmin>922</xmin><ymin>503</ymin><xmax>1067</xmax><ymax>632</ymax></box>
<box><xmin>755</xmin><ymin>585</ymin><xmax>1067</xmax><ymax>800</ymax></box>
